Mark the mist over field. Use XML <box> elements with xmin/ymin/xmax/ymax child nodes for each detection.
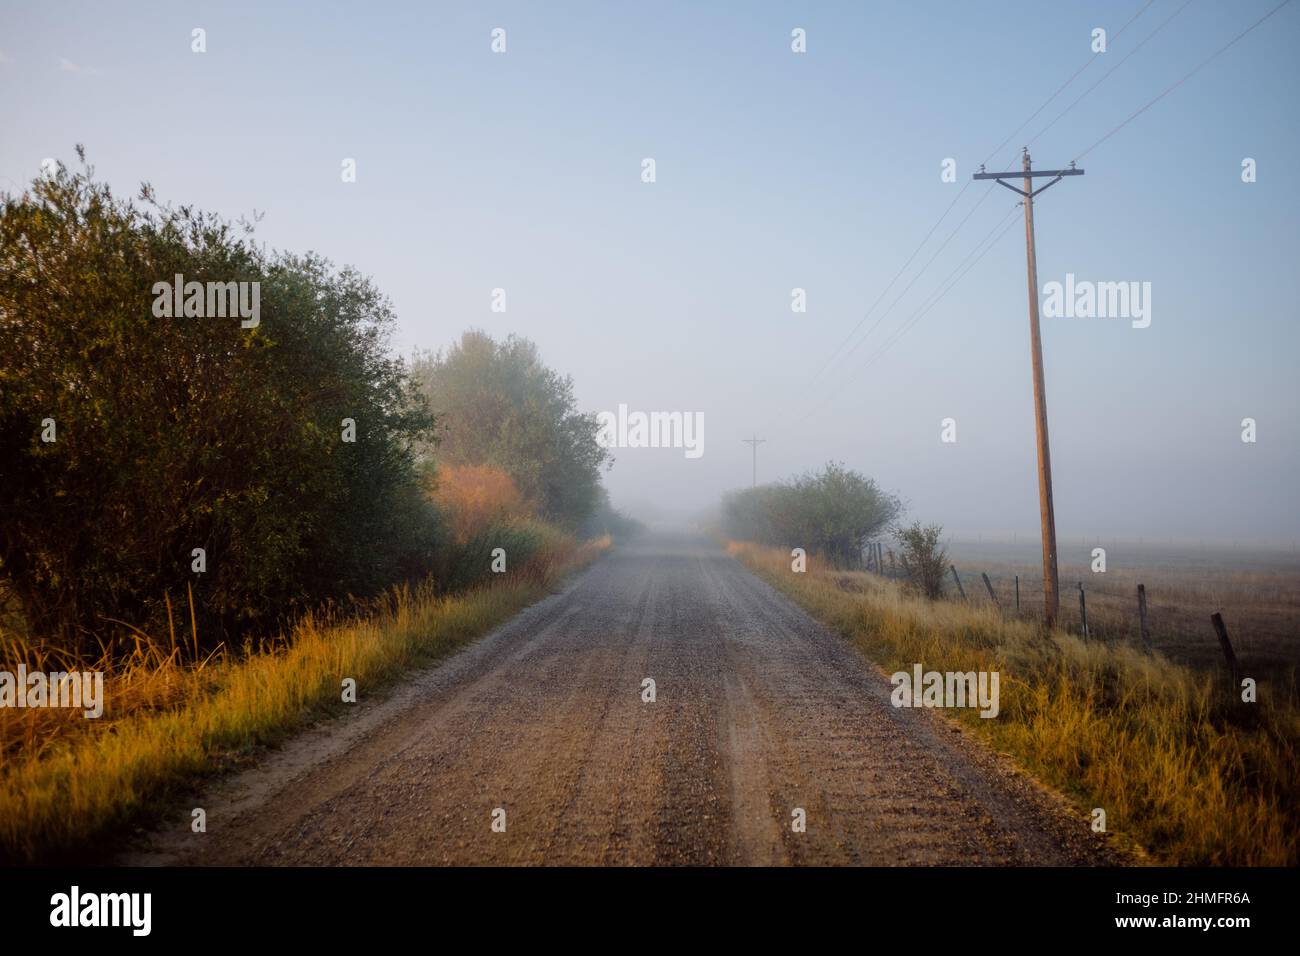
<box><xmin>3</xmin><ymin>1</ymin><xmax>1297</xmax><ymax>544</ymax></box>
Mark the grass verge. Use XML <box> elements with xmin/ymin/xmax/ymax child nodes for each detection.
<box><xmin>728</xmin><ymin>540</ymin><xmax>1299</xmax><ymax>866</ymax></box>
<box><xmin>0</xmin><ymin>532</ymin><xmax>609</xmax><ymax>864</ymax></box>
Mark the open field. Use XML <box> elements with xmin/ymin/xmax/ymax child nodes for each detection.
<box><xmin>916</xmin><ymin>538</ymin><xmax>1300</xmax><ymax>704</ymax></box>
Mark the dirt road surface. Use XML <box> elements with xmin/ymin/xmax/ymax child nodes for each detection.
<box><xmin>125</xmin><ymin>533</ymin><xmax>1115</xmax><ymax>866</ymax></box>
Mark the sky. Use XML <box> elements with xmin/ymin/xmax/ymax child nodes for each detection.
<box><xmin>3</xmin><ymin>0</ymin><xmax>1298</xmax><ymax>545</ymax></box>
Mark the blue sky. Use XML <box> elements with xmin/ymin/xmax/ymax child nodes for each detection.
<box><xmin>3</xmin><ymin>0</ymin><xmax>1297</xmax><ymax>544</ymax></box>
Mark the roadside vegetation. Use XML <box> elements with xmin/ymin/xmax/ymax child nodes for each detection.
<box><xmin>412</xmin><ymin>332</ymin><xmax>610</xmax><ymax>532</ymax></box>
<box><xmin>727</xmin><ymin>539</ymin><xmax>1299</xmax><ymax>866</ymax></box>
<box><xmin>720</xmin><ymin>462</ymin><xmax>901</xmax><ymax>568</ymax></box>
<box><xmin>0</xmin><ymin>534</ymin><xmax>607</xmax><ymax>863</ymax></box>
<box><xmin>0</xmin><ymin>153</ymin><xmax>631</xmax><ymax>862</ymax></box>
<box><xmin>893</xmin><ymin>522</ymin><xmax>948</xmax><ymax>600</ymax></box>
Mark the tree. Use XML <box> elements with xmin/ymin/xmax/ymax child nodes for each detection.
<box><xmin>411</xmin><ymin>331</ymin><xmax>609</xmax><ymax>530</ymax></box>
<box><xmin>0</xmin><ymin>150</ymin><xmax>436</xmax><ymax>653</ymax></box>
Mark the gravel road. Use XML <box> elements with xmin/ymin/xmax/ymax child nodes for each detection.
<box><xmin>126</xmin><ymin>532</ymin><xmax>1116</xmax><ymax>866</ymax></box>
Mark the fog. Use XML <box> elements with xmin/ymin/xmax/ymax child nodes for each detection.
<box><xmin>5</xmin><ymin>0</ymin><xmax>1296</xmax><ymax>544</ymax></box>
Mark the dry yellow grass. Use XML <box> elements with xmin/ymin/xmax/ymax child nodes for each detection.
<box><xmin>728</xmin><ymin>540</ymin><xmax>1299</xmax><ymax>866</ymax></box>
<box><xmin>947</xmin><ymin>550</ymin><xmax>1300</xmax><ymax>698</ymax></box>
<box><xmin>0</xmin><ymin>534</ymin><xmax>608</xmax><ymax>864</ymax></box>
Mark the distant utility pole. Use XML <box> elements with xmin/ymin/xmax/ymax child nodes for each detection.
<box><xmin>742</xmin><ymin>434</ymin><xmax>766</xmax><ymax>488</ymax></box>
<box><xmin>974</xmin><ymin>148</ymin><xmax>1083</xmax><ymax>628</ymax></box>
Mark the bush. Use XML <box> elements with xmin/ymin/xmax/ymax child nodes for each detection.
<box><xmin>431</xmin><ymin>464</ymin><xmax>529</xmax><ymax>544</ymax></box>
<box><xmin>722</xmin><ymin>462</ymin><xmax>902</xmax><ymax>567</ymax></box>
<box><xmin>893</xmin><ymin>522</ymin><xmax>948</xmax><ymax>599</ymax></box>
<box><xmin>429</xmin><ymin>518</ymin><xmax>571</xmax><ymax>594</ymax></box>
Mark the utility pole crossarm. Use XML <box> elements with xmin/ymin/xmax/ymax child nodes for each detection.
<box><xmin>972</xmin><ymin>168</ymin><xmax>1085</xmax><ymax>179</ymax></box>
<box><xmin>975</xmin><ymin>162</ymin><xmax>1083</xmax><ymax>199</ymax></box>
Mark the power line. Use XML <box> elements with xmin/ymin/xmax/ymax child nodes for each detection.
<box><xmin>792</xmin><ymin>203</ymin><xmax>1022</xmax><ymax>424</ymax></box>
<box><xmin>1071</xmin><ymin>0</ymin><xmax>1295</xmax><ymax>164</ymax></box>
<box><xmin>777</xmin><ymin>1</ymin><xmax>1163</xmax><ymax>431</ymax></box>
<box><xmin>771</xmin><ymin>0</ymin><xmax>1284</xmax><ymax>443</ymax></box>
<box><xmin>842</xmin><ymin>0</ymin><xmax>1292</xmax><ymax>621</ymax></box>
<box><xmin>857</xmin><ymin>210</ymin><xmax>1024</xmax><ymax>378</ymax></box>
<box><xmin>819</xmin><ymin>180</ymin><xmax>999</xmax><ymax>377</ymax></box>
<box><xmin>846</xmin><ymin>0</ymin><xmax>1291</xmax><ymax>387</ymax></box>
<box><xmin>803</xmin><ymin>180</ymin><xmax>971</xmax><ymax>387</ymax></box>
<box><xmin>1027</xmin><ymin>0</ymin><xmax>1195</xmax><ymax>150</ymax></box>
<box><xmin>980</xmin><ymin>0</ymin><xmax>1158</xmax><ymax>167</ymax></box>
<box><xmin>785</xmin><ymin>146</ymin><xmax>1022</xmax><ymax>419</ymax></box>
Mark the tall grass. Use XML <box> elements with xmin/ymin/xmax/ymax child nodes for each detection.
<box><xmin>728</xmin><ymin>540</ymin><xmax>1299</xmax><ymax>866</ymax></box>
<box><xmin>431</xmin><ymin>518</ymin><xmax>574</xmax><ymax>594</ymax></box>
<box><xmin>0</xmin><ymin>532</ymin><xmax>608</xmax><ymax>864</ymax></box>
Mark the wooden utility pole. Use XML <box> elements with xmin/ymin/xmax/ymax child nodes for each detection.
<box><xmin>974</xmin><ymin>149</ymin><xmax>1083</xmax><ymax>628</ymax></box>
<box><xmin>742</xmin><ymin>434</ymin><xmax>765</xmax><ymax>488</ymax></box>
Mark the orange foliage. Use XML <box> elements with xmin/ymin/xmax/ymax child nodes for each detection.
<box><xmin>430</xmin><ymin>464</ymin><xmax>529</xmax><ymax>542</ymax></box>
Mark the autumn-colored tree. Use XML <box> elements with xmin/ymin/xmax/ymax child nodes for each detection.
<box><xmin>431</xmin><ymin>464</ymin><xmax>528</xmax><ymax>543</ymax></box>
<box><xmin>411</xmin><ymin>331</ymin><xmax>610</xmax><ymax>530</ymax></box>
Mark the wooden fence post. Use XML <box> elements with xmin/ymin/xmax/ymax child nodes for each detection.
<box><xmin>1210</xmin><ymin>612</ymin><xmax>1241</xmax><ymax>686</ymax></box>
<box><xmin>981</xmin><ymin>572</ymin><xmax>1000</xmax><ymax>609</ymax></box>
<box><xmin>1015</xmin><ymin>574</ymin><xmax>1020</xmax><ymax>612</ymax></box>
<box><xmin>1078</xmin><ymin>582</ymin><xmax>1089</xmax><ymax>639</ymax></box>
<box><xmin>1137</xmin><ymin>584</ymin><xmax>1152</xmax><ymax>648</ymax></box>
<box><xmin>888</xmin><ymin>549</ymin><xmax>896</xmax><ymax>578</ymax></box>
<box><xmin>950</xmin><ymin>565</ymin><xmax>967</xmax><ymax>600</ymax></box>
